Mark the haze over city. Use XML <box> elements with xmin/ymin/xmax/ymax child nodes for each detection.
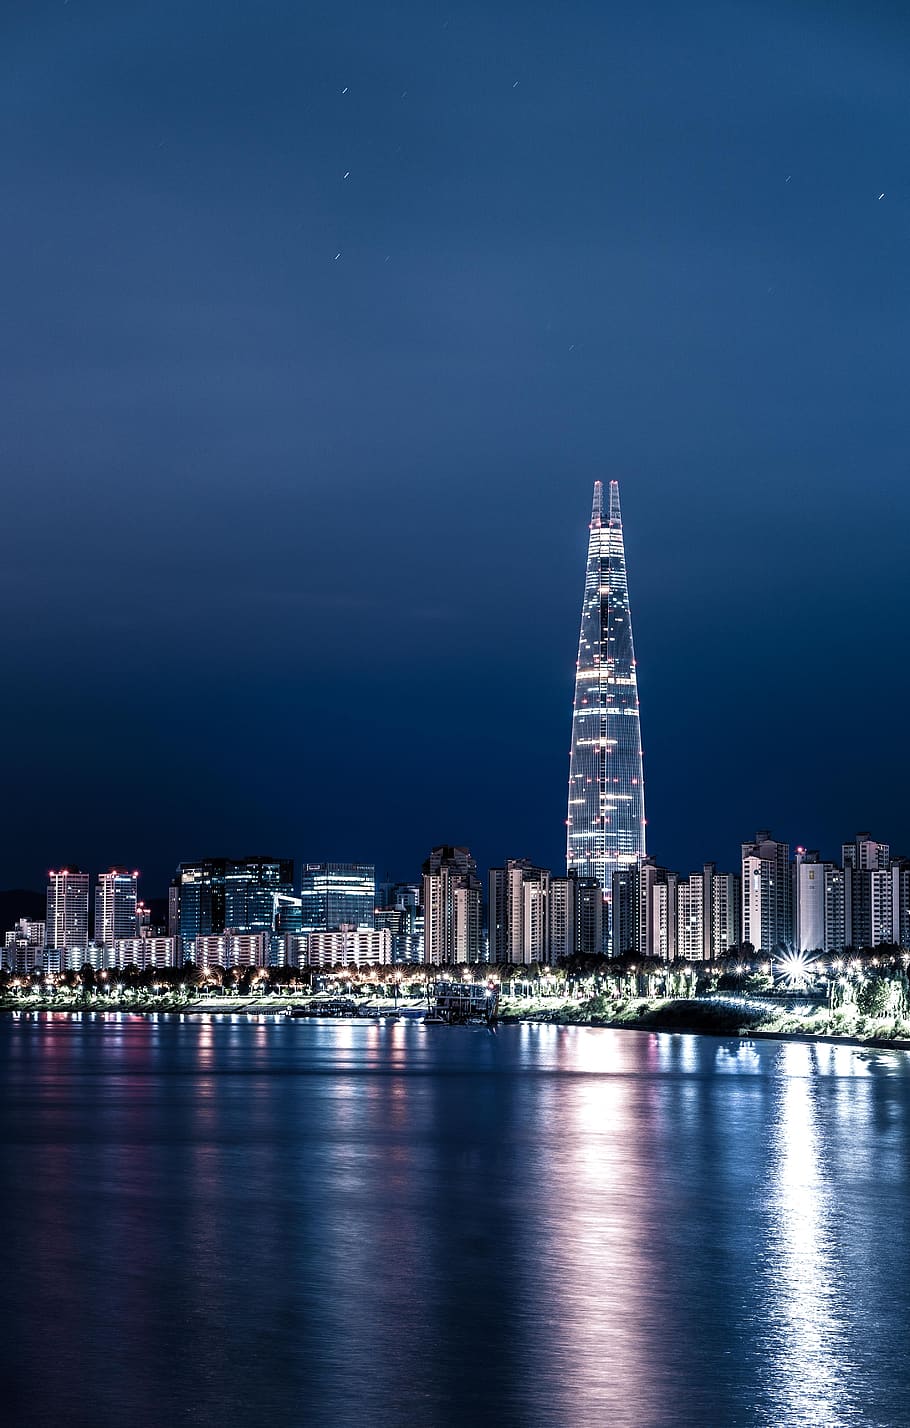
<box><xmin>3</xmin><ymin>1</ymin><xmax>909</xmax><ymax>896</ymax></box>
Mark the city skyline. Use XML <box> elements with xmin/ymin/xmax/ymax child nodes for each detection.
<box><xmin>4</xmin><ymin>462</ymin><xmax>907</xmax><ymax>897</ymax></box>
<box><xmin>2</xmin><ymin>4</ymin><xmax>909</xmax><ymax>896</ymax></box>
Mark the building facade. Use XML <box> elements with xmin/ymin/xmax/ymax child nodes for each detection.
<box><xmin>194</xmin><ymin>933</ymin><xmax>269</xmax><ymax>969</ymax></box>
<box><xmin>288</xmin><ymin>927</ymin><xmax>391</xmax><ymax>968</ymax></box>
<box><xmin>793</xmin><ymin>849</ymin><xmax>846</xmax><ymax>954</ymax></box>
<box><xmin>3</xmin><ymin>919</ymin><xmax>46</xmax><ymax>975</ymax></box>
<box><xmin>45</xmin><ymin>869</ymin><xmax>90</xmax><ymax>971</ymax></box>
<box><xmin>741</xmin><ymin>832</ymin><xmax>793</xmax><ymax>954</ymax></box>
<box><xmin>842</xmin><ymin>834</ymin><xmax>891</xmax><ymax>949</ymax></box>
<box><xmin>566</xmin><ymin>480</ymin><xmax>646</xmax><ymax>951</ymax></box>
<box><xmin>613</xmin><ymin>858</ymin><xmax>740</xmax><ymax>962</ymax></box>
<box><xmin>172</xmin><ymin>857</ymin><xmax>293</xmax><ymax>957</ymax></box>
<box><xmin>94</xmin><ymin>868</ymin><xmax>139</xmax><ymax>949</ymax></box>
<box><xmin>300</xmin><ymin>863</ymin><xmax>375</xmax><ymax>933</ymax></box>
<box><xmin>488</xmin><ymin>859</ymin><xmax>552</xmax><ymax>965</ymax></box>
<box><xmin>548</xmin><ymin>873</ymin><xmax>578</xmax><ymax>962</ymax></box>
<box><xmin>110</xmin><ymin>936</ymin><xmax>178</xmax><ymax>971</ymax></box>
<box><xmin>422</xmin><ymin>846</ymin><xmax>483</xmax><ymax>965</ymax></box>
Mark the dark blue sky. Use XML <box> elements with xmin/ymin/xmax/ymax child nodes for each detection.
<box><xmin>2</xmin><ymin>0</ymin><xmax>909</xmax><ymax>895</ymax></box>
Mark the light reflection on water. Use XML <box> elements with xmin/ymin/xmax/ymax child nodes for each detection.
<box><xmin>758</xmin><ymin>1043</ymin><xmax>853</xmax><ymax>1426</ymax></box>
<box><xmin>1</xmin><ymin>1017</ymin><xmax>910</xmax><ymax>1428</ymax></box>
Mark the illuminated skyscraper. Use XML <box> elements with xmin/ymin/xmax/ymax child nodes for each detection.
<box><xmin>45</xmin><ymin>868</ymin><xmax>90</xmax><ymax>971</ymax></box>
<box><xmin>300</xmin><ymin>863</ymin><xmax>375</xmax><ymax>932</ymax></box>
<box><xmin>566</xmin><ymin>480</ymin><xmax>646</xmax><ymax>947</ymax></box>
<box><xmin>94</xmin><ymin>868</ymin><xmax>139</xmax><ymax>949</ymax></box>
<box><xmin>172</xmin><ymin>856</ymin><xmax>294</xmax><ymax>958</ymax></box>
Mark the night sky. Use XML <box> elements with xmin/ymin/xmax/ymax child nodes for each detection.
<box><xmin>2</xmin><ymin>1</ymin><xmax>909</xmax><ymax>897</ymax></box>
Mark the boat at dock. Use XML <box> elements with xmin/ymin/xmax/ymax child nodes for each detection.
<box><xmin>423</xmin><ymin>981</ymin><xmax>499</xmax><ymax>1026</ymax></box>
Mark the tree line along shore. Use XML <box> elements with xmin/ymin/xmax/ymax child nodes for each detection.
<box><xmin>4</xmin><ymin>949</ymin><xmax>910</xmax><ymax>1046</ymax></box>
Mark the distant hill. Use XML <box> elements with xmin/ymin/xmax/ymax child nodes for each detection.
<box><xmin>0</xmin><ymin>889</ymin><xmax>46</xmax><ymax>931</ymax></box>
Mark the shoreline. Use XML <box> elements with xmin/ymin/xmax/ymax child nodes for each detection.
<box><xmin>4</xmin><ymin>995</ymin><xmax>910</xmax><ymax>1052</ymax></box>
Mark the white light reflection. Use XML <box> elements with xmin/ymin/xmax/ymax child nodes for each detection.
<box><xmin>760</xmin><ymin>1042</ymin><xmax>854</xmax><ymax>1425</ymax></box>
<box><xmin>527</xmin><ymin>1027</ymin><xmax>667</xmax><ymax>1424</ymax></box>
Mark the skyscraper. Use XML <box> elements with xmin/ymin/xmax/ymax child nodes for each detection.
<box><xmin>741</xmin><ymin>831</ymin><xmax>793</xmax><ymax>954</ymax></box>
<box><xmin>94</xmin><ymin>868</ymin><xmax>139</xmax><ymax>949</ymax></box>
<box><xmin>299</xmin><ymin>863</ymin><xmax>375</xmax><ymax>932</ymax></box>
<box><xmin>45</xmin><ymin>868</ymin><xmax>90</xmax><ymax>971</ymax></box>
<box><xmin>488</xmin><ymin>859</ymin><xmax>551</xmax><ymax>965</ymax></box>
<box><xmin>842</xmin><ymin>833</ymin><xmax>890</xmax><ymax>950</ymax></box>
<box><xmin>173</xmin><ymin>857</ymin><xmax>293</xmax><ymax>958</ymax></box>
<box><xmin>566</xmin><ymin>480</ymin><xmax>646</xmax><ymax>950</ymax></box>
<box><xmin>793</xmin><ymin>849</ymin><xmax>846</xmax><ymax>954</ymax></box>
<box><xmin>422</xmin><ymin>846</ymin><xmax>483</xmax><ymax>965</ymax></box>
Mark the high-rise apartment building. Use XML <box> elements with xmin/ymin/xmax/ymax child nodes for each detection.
<box><xmin>613</xmin><ymin>859</ymin><xmax>739</xmax><ymax>961</ymax></box>
<box><xmin>3</xmin><ymin>919</ymin><xmax>46</xmax><ymax>975</ymax></box>
<box><xmin>893</xmin><ymin>861</ymin><xmax>910</xmax><ymax>951</ymax></box>
<box><xmin>488</xmin><ymin>859</ymin><xmax>551</xmax><ymax>965</ymax></box>
<box><xmin>45</xmin><ymin>868</ymin><xmax>90</xmax><ymax>971</ymax></box>
<box><xmin>741</xmin><ymin>832</ymin><xmax>793</xmax><ymax>954</ymax></box>
<box><xmin>575</xmin><ymin>876</ymin><xmax>605</xmax><ymax>956</ymax></box>
<box><xmin>709</xmin><ymin>868</ymin><xmax>741</xmax><ymax>959</ymax></box>
<box><xmin>94</xmin><ymin>868</ymin><xmax>139</xmax><ymax>949</ymax></box>
<box><xmin>300</xmin><ymin>863</ymin><xmax>375</xmax><ymax>932</ymax></box>
<box><xmin>842</xmin><ymin>834</ymin><xmax>891</xmax><ymax>949</ymax></box>
<box><xmin>548</xmin><ymin>873</ymin><xmax>578</xmax><ymax>962</ymax></box>
<box><xmin>422</xmin><ymin>846</ymin><xmax>483</xmax><ymax>965</ymax></box>
<box><xmin>793</xmin><ymin>849</ymin><xmax>846</xmax><ymax>954</ymax></box>
<box><xmin>566</xmin><ymin>480</ymin><xmax>646</xmax><ymax>951</ymax></box>
<box><xmin>676</xmin><ymin>874</ymin><xmax>705</xmax><ymax>962</ymax></box>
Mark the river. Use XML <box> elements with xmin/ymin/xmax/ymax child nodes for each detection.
<box><xmin>1</xmin><ymin>1014</ymin><xmax>908</xmax><ymax>1427</ymax></box>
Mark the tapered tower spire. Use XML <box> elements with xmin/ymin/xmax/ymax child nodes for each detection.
<box><xmin>566</xmin><ymin>479</ymin><xmax>646</xmax><ymax>947</ymax></box>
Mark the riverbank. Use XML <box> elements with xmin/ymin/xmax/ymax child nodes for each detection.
<box><xmin>5</xmin><ymin>990</ymin><xmax>910</xmax><ymax>1049</ymax></box>
<box><xmin>498</xmin><ymin>993</ymin><xmax>910</xmax><ymax>1048</ymax></box>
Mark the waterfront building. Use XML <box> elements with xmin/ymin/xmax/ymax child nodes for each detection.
<box><xmin>288</xmin><ymin>927</ymin><xmax>391</xmax><ymax>968</ymax></box>
<box><xmin>870</xmin><ymin>869</ymin><xmax>895</xmax><ymax>947</ymax></box>
<box><xmin>640</xmin><ymin>856</ymin><xmax>674</xmax><ymax>959</ymax></box>
<box><xmin>300</xmin><ymin>863</ymin><xmax>375</xmax><ymax>932</ymax></box>
<box><xmin>172</xmin><ymin>857</ymin><xmax>293</xmax><ymax>957</ymax></box>
<box><xmin>110</xmin><ymin>936</ymin><xmax>177</xmax><ymax>971</ymax></box>
<box><xmin>548</xmin><ymin>873</ymin><xmax>578</xmax><ymax>963</ymax></box>
<box><xmin>709</xmin><ymin>868</ymin><xmax>741</xmax><ymax>959</ymax></box>
<box><xmin>741</xmin><ymin>832</ymin><xmax>793</xmax><ymax>954</ymax></box>
<box><xmin>374</xmin><ymin>891</ymin><xmax>424</xmax><ymax>965</ymax></box>
<box><xmin>488</xmin><ymin>859</ymin><xmax>551</xmax><ymax>965</ymax></box>
<box><xmin>575</xmin><ymin>875</ymin><xmax>605</xmax><ymax>956</ymax></box>
<box><xmin>3</xmin><ymin>919</ymin><xmax>46</xmax><ymax>975</ymax></box>
<box><xmin>893</xmin><ymin>861</ymin><xmax>910</xmax><ymax>950</ymax></box>
<box><xmin>676</xmin><ymin>873</ymin><xmax>705</xmax><ymax>962</ymax></box>
<box><xmin>94</xmin><ymin>868</ymin><xmax>139</xmax><ymax>949</ymax></box>
<box><xmin>422</xmin><ymin>846</ymin><xmax>483</xmax><ymax>965</ymax></box>
<box><xmin>842</xmin><ymin>833</ymin><xmax>891</xmax><ymax>949</ymax></box>
<box><xmin>610</xmin><ymin>865</ymin><xmax>639</xmax><ymax>958</ymax></box>
<box><xmin>677</xmin><ymin>864</ymin><xmax>742</xmax><ymax>961</ymax></box>
<box><xmin>45</xmin><ymin>868</ymin><xmax>90</xmax><ymax>971</ymax></box>
<box><xmin>650</xmin><ymin>870</ymin><xmax>679</xmax><ymax>961</ymax></box>
<box><xmin>566</xmin><ymin>480</ymin><xmax>646</xmax><ymax>950</ymax></box>
<box><xmin>794</xmin><ymin>849</ymin><xmax>846</xmax><ymax>955</ymax></box>
<box><xmin>194</xmin><ymin>932</ymin><xmax>268</xmax><ymax>969</ymax></box>
<box><xmin>225</xmin><ymin>858</ymin><xmax>294</xmax><ymax>931</ymax></box>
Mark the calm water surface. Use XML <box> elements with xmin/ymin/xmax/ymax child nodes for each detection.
<box><xmin>1</xmin><ymin>1015</ymin><xmax>909</xmax><ymax>1428</ymax></box>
